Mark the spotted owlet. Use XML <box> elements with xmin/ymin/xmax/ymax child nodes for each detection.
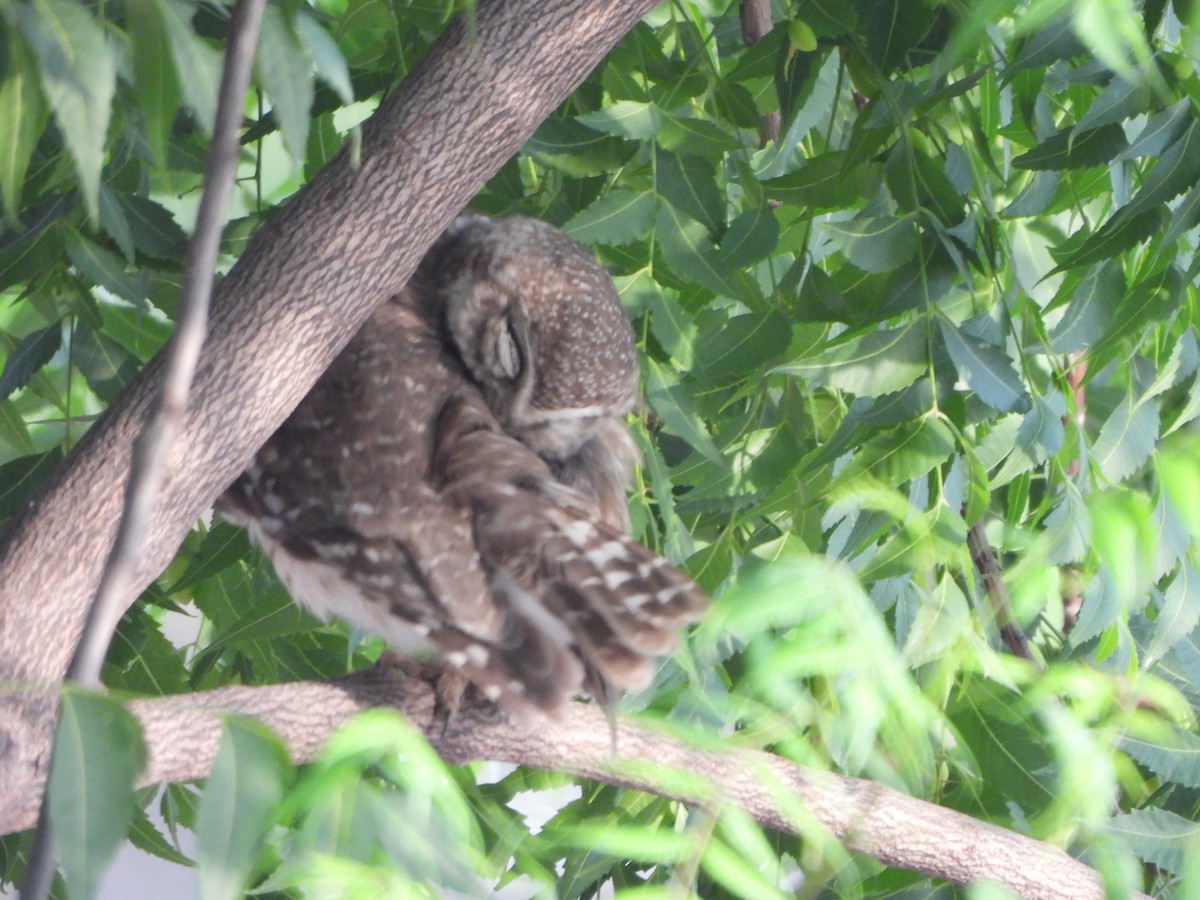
<box><xmin>219</xmin><ymin>215</ymin><xmax>707</xmax><ymax>719</ymax></box>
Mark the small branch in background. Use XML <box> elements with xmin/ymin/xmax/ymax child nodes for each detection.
<box><xmin>740</xmin><ymin>0</ymin><xmax>780</xmax><ymax>145</ymax></box>
<box><xmin>1064</xmin><ymin>353</ymin><xmax>1087</xmax><ymax>478</ymax></box>
<box><xmin>18</xmin><ymin>0</ymin><xmax>268</xmax><ymax>896</ymax></box>
<box><xmin>966</xmin><ymin>519</ymin><xmax>1037</xmax><ymax>664</ymax></box>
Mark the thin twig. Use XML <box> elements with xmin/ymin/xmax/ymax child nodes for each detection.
<box><xmin>966</xmin><ymin>518</ymin><xmax>1037</xmax><ymax>663</ymax></box>
<box><xmin>740</xmin><ymin>0</ymin><xmax>780</xmax><ymax>145</ymax></box>
<box><xmin>19</xmin><ymin>0</ymin><xmax>267</xmax><ymax>895</ymax></box>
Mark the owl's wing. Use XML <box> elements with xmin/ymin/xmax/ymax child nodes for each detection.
<box><xmin>435</xmin><ymin>391</ymin><xmax>708</xmax><ymax>704</ymax></box>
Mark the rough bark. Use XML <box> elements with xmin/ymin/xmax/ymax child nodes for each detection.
<box><xmin>2</xmin><ymin>673</ymin><xmax>1140</xmax><ymax>900</ymax></box>
<box><xmin>0</xmin><ymin>0</ymin><xmax>658</xmax><ymax>832</ymax></box>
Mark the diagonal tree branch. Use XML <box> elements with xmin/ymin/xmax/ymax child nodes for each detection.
<box><xmin>0</xmin><ymin>0</ymin><xmax>659</xmax><ymax>827</ymax></box>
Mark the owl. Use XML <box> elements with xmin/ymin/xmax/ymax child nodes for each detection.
<box><xmin>219</xmin><ymin>215</ymin><xmax>706</xmax><ymax>719</ymax></box>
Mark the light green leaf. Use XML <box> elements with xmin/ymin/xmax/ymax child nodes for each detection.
<box><xmin>0</xmin><ymin>29</ymin><xmax>48</xmax><ymax>221</ymax></box>
<box><xmin>775</xmin><ymin>321</ymin><xmax>928</xmax><ymax>396</ymax></box>
<box><xmin>718</xmin><ymin>206</ymin><xmax>779</xmax><ymax>268</ymax></box>
<box><xmin>126</xmin><ymin>0</ymin><xmax>180</xmax><ymax>166</ymax></box>
<box><xmin>295</xmin><ymin>13</ymin><xmax>353</xmax><ymax>105</ymax></box>
<box><xmin>1013</xmin><ymin>123</ymin><xmax>1127</xmax><ymax>171</ymax></box>
<box><xmin>525</xmin><ymin>117</ymin><xmax>633</xmax><ymax>176</ymax></box>
<box><xmin>831</xmin><ymin>416</ymin><xmax>955</xmax><ymax>491</ymax></box>
<box><xmin>825</xmin><ymin>215</ymin><xmax>920</xmax><ymax>273</ymax></box>
<box><xmin>1123</xmin><ymin>121</ymin><xmax>1200</xmax><ymax>218</ymax></box>
<box><xmin>1050</xmin><ymin>261</ymin><xmax>1122</xmax><ymax>353</ymax></box>
<box><xmin>903</xmin><ymin>572</ymin><xmax>970</xmax><ymax>666</ymax></box>
<box><xmin>65</xmin><ymin>229</ymin><xmax>144</xmax><ymax>304</ymax></box>
<box><xmin>196</xmin><ymin>717</ymin><xmax>290</xmax><ymax>900</ymax></box>
<box><xmin>1147</xmin><ymin>562</ymin><xmax>1200</xmax><ymax>663</ymax></box>
<box><xmin>158</xmin><ymin>0</ymin><xmax>223</xmax><ymax>134</ymax></box>
<box><xmin>1107</xmin><ymin>808</ymin><xmax>1199</xmax><ymax>874</ymax></box>
<box><xmin>939</xmin><ymin>320</ymin><xmax>1030</xmax><ymax>413</ymax></box>
<box><xmin>563</xmin><ymin>190</ymin><xmax>655</xmax><ymax>246</ymax></box>
<box><xmin>50</xmin><ymin>690</ymin><xmax>145</xmax><ymax>900</ymax></box>
<box><xmin>1120</xmin><ymin>723</ymin><xmax>1200</xmax><ymax>789</ymax></box>
<box><xmin>577</xmin><ymin>99</ymin><xmax>662</xmax><ymax>140</ymax></box>
<box><xmin>1092</xmin><ymin>391</ymin><xmax>1158</xmax><ymax>482</ymax></box>
<box><xmin>698</xmin><ymin>311</ymin><xmax>791</xmax><ymax>385</ymax></box>
<box><xmin>17</xmin><ymin>0</ymin><xmax>115</xmax><ymax>218</ymax></box>
<box><xmin>258</xmin><ymin>6</ymin><xmax>314</xmax><ymax>167</ymax></box>
<box><xmin>655</xmin><ymin>205</ymin><xmax>744</xmax><ymax>300</ymax></box>
<box><xmin>644</xmin><ymin>357</ymin><xmax>722</xmax><ymax>465</ymax></box>
<box><xmin>0</xmin><ymin>322</ymin><xmax>62</xmax><ymax>403</ymax></box>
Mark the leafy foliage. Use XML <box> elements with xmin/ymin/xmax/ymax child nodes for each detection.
<box><xmin>5</xmin><ymin>0</ymin><xmax>1200</xmax><ymax>896</ymax></box>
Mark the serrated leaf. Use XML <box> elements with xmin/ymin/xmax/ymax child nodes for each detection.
<box><xmin>718</xmin><ymin>207</ymin><xmax>779</xmax><ymax>268</ymax></box>
<box><xmin>831</xmin><ymin>416</ymin><xmax>955</xmax><ymax>491</ymax></box>
<box><xmin>1123</xmin><ymin>121</ymin><xmax>1200</xmax><ymax>219</ymax></box>
<box><xmin>1107</xmin><ymin>808</ymin><xmax>1198</xmax><ymax>874</ymax></box>
<box><xmin>1044</xmin><ymin>481</ymin><xmax>1090</xmax><ymax>564</ymax></box>
<box><xmin>825</xmin><ymin>215</ymin><xmax>920</xmax><ymax>273</ymax></box>
<box><xmin>0</xmin><ymin>398</ymin><xmax>35</xmax><ymax>455</ymax></box>
<box><xmin>1051</xmin><ymin>205</ymin><xmax>1167</xmax><ymax>272</ymax></box>
<box><xmin>73</xmin><ymin>322</ymin><xmax>142</xmax><ymax>402</ymax></box>
<box><xmin>576</xmin><ymin>100</ymin><xmax>662</xmax><ymax>140</ymax></box>
<box><xmin>1050</xmin><ymin>261</ymin><xmax>1122</xmax><ymax>353</ymax></box>
<box><xmin>0</xmin><ymin>322</ymin><xmax>61</xmax><ymax>403</ymax></box>
<box><xmin>903</xmin><ymin>571</ymin><xmax>970</xmax><ymax>666</ymax></box>
<box><xmin>169</xmin><ymin>524</ymin><xmax>253</xmax><ymax>593</ymax></box>
<box><xmin>126</xmin><ymin>0</ymin><xmax>180</xmax><ymax>166</ymax></box>
<box><xmin>644</xmin><ymin>357</ymin><xmax>722</xmax><ymax>465</ymax></box>
<box><xmin>295</xmin><ymin>13</ymin><xmax>352</xmax><ymax>105</ymax></box>
<box><xmin>1013</xmin><ymin>123</ymin><xmax>1127</xmax><ymax>171</ymax></box>
<box><xmin>939</xmin><ymin>320</ymin><xmax>1030</xmax><ymax>413</ymax></box>
<box><xmin>65</xmin><ymin>229</ymin><xmax>144</xmax><ymax>303</ymax></box>
<box><xmin>697</xmin><ymin>311</ymin><xmax>791</xmax><ymax>385</ymax></box>
<box><xmin>158</xmin><ymin>0</ymin><xmax>222</xmax><ymax>134</ymax></box>
<box><xmin>655</xmin><ymin>205</ymin><xmax>743</xmax><ymax>299</ymax></box>
<box><xmin>17</xmin><ymin>0</ymin><xmax>115</xmax><ymax>218</ymax></box>
<box><xmin>563</xmin><ymin>190</ymin><xmax>655</xmax><ymax>246</ymax></box>
<box><xmin>1121</xmin><ymin>99</ymin><xmax>1191</xmax><ymax>160</ymax></box>
<box><xmin>775</xmin><ymin>321</ymin><xmax>927</xmax><ymax>396</ymax></box>
<box><xmin>1092</xmin><ymin>391</ymin><xmax>1158</xmax><ymax>481</ymax></box>
<box><xmin>525</xmin><ymin>118</ymin><xmax>634</xmax><ymax>177</ymax></box>
<box><xmin>658</xmin><ymin>111</ymin><xmax>743</xmax><ymax>154</ymax></box>
<box><xmin>885</xmin><ymin>138</ymin><xmax>966</xmax><ymax>225</ymax></box>
<box><xmin>116</xmin><ymin>194</ymin><xmax>188</xmax><ymax>259</ymax></box>
<box><xmin>857</xmin><ymin>0</ymin><xmax>930</xmax><ymax>75</ymax></box>
<box><xmin>1147</xmin><ymin>562</ymin><xmax>1200</xmax><ymax>662</ymax></box>
<box><xmin>1120</xmin><ymin>723</ymin><xmax>1200</xmax><ymax>789</ymax></box>
<box><xmin>1076</xmin><ymin>76</ymin><xmax>1149</xmax><ymax>132</ymax></box>
<box><xmin>50</xmin><ymin>690</ymin><xmax>145</xmax><ymax>900</ymax></box>
<box><xmin>258</xmin><ymin>7</ymin><xmax>313</xmax><ymax>167</ymax></box>
<box><xmin>196</xmin><ymin>717</ymin><xmax>289</xmax><ymax>900</ymax></box>
<box><xmin>656</xmin><ymin>150</ymin><xmax>723</xmax><ymax>235</ymax></box>
<box><xmin>0</xmin><ymin>29</ymin><xmax>48</xmax><ymax>222</ymax></box>
<box><xmin>762</xmin><ymin>151</ymin><xmax>871</xmax><ymax>211</ymax></box>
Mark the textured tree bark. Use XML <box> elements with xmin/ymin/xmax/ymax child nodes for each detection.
<box><xmin>0</xmin><ymin>0</ymin><xmax>658</xmax><ymax>831</ymax></box>
<box><xmin>0</xmin><ymin>672</ymin><xmax>1142</xmax><ymax>900</ymax></box>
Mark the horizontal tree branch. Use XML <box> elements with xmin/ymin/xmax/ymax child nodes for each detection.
<box><xmin>3</xmin><ymin>672</ymin><xmax>1136</xmax><ymax>900</ymax></box>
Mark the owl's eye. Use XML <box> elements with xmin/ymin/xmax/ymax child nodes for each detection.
<box><xmin>491</xmin><ymin>316</ymin><xmax>524</xmax><ymax>380</ymax></box>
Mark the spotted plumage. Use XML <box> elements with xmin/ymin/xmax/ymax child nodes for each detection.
<box><xmin>219</xmin><ymin>214</ymin><xmax>707</xmax><ymax>718</ymax></box>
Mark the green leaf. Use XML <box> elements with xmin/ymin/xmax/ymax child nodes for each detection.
<box><xmin>831</xmin><ymin>416</ymin><xmax>954</xmax><ymax>492</ymax></box>
<box><xmin>126</xmin><ymin>0</ymin><xmax>181</xmax><ymax>166</ymax></box>
<box><xmin>1107</xmin><ymin>808</ymin><xmax>1199</xmax><ymax>874</ymax></box>
<box><xmin>17</xmin><ymin>0</ymin><xmax>115</xmax><ymax>218</ymax></box>
<box><xmin>903</xmin><ymin>571</ymin><xmax>970</xmax><ymax>666</ymax></box>
<box><xmin>196</xmin><ymin>718</ymin><xmax>290</xmax><ymax>900</ymax></box>
<box><xmin>938</xmin><ymin>320</ymin><xmax>1030</xmax><ymax>413</ymax></box>
<box><xmin>158</xmin><ymin>0</ymin><xmax>223</xmax><ymax>134</ymax></box>
<box><xmin>1050</xmin><ymin>205</ymin><xmax>1167</xmax><ymax>273</ymax></box>
<box><xmin>525</xmin><ymin>117</ymin><xmax>634</xmax><ymax>176</ymax></box>
<box><xmin>656</xmin><ymin>151</ymin><xmax>723</xmax><ymax>236</ymax></box>
<box><xmin>116</xmin><ymin>195</ymin><xmax>188</xmax><ymax>259</ymax></box>
<box><xmin>50</xmin><ymin>690</ymin><xmax>145</xmax><ymax>900</ymax></box>
<box><xmin>1050</xmin><ymin>261</ymin><xmax>1123</xmax><ymax>353</ymax></box>
<box><xmin>0</xmin><ymin>28</ymin><xmax>48</xmax><ymax>221</ymax></box>
<box><xmin>718</xmin><ymin>207</ymin><xmax>779</xmax><ymax>268</ymax></box>
<box><xmin>1120</xmin><ymin>722</ymin><xmax>1200</xmax><ymax>789</ymax></box>
<box><xmin>295</xmin><ymin>13</ymin><xmax>353</xmax><ymax>105</ymax></box>
<box><xmin>64</xmin><ymin>229</ymin><xmax>144</xmax><ymax>304</ymax></box>
<box><xmin>0</xmin><ymin>322</ymin><xmax>61</xmax><ymax>403</ymax></box>
<box><xmin>1147</xmin><ymin>562</ymin><xmax>1200</xmax><ymax>662</ymax></box>
<box><xmin>655</xmin><ymin>205</ymin><xmax>744</xmax><ymax>299</ymax></box>
<box><xmin>825</xmin><ymin>215</ymin><xmax>920</xmax><ymax>273</ymax></box>
<box><xmin>776</xmin><ymin>321</ymin><xmax>928</xmax><ymax>396</ymax></box>
<box><xmin>1092</xmin><ymin>391</ymin><xmax>1158</xmax><ymax>482</ymax></box>
<box><xmin>856</xmin><ymin>0</ymin><xmax>931</xmax><ymax>75</ymax></box>
<box><xmin>885</xmin><ymin>138</ymin><xmax>967</xmax><ymax>225</ymax></box>
<box><xmin>73</xmin><ymin>322</ymin><xmax>142</xmax><ymax>402</ymax></box>
<box><xmin>258</xmin><ymin>7</ymin><xmax>313</xmax><ymax>167</ymax></box>
<box><xmin>1013</xmin><ymin>123</ymin><xmax>1127</xmax><ymax>171</ymax></box>
<box><xmin>1122</xmin><ymin>121</ymin><xmax>1200</xmax><ymax>218</ymax></box>
<box><xmin>697</xmin><ymin>312</ymin><xmax>791</xmax><ymax>385</ymax></box>
<box><xmin>563</xmin><ymin>190</ymin><xmax>655</xmax><ymax>246</ymax></box>
<box><xmin>658</xmin><ymin>111</ymin><xmax>743</xmax><ymax>154</ymax></box>
<box><xmin>644</xmin><ymin>358</ymin><xmax>722</xmax><ymax>465</ymax></box>
<box><xmin>168</xmin><ymin>524</ymin><xmax>252</xmax><ymax>593</ymax></box>
<box><xmin>0</xmin><ymin>448</ymin><xmax>63</xmax><ymax>520</ymax></box>
<box><xmin>576</xmin><ymin>100</ymin><xmax>662</xmax><ymax>140</ymax></box>
<box><xmin>762</xmin><ymin>151</ymin><xmax>871</xmax><ymax>211</ymax></box>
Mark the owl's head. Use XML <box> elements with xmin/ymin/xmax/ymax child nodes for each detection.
<box><xmin>424</xmin><ymin>214</ymin><xmax>641</xmax><ymax>530</ymax></box>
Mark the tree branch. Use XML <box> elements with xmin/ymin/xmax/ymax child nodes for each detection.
<box><xmin>0</xmin><ymin>0</ymin><xmax>658</xmax><ymax>826</ymax></box>
<box><xmin>2</xmin><ymin>672</ymin><xmax>1141</xmax><ymax>900</ymax></box>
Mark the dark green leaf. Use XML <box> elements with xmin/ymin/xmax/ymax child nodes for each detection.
<box><xmin>697</xmin><ymin>312</ymin><xmax>791</xmax><ymax>385</ymax></box>
<box><xmin>563</xmin><ymin>190</ymin><xmax>655</xmax><ymax>246</ymax></box>
<box><xmin>1013</xmin><ymin>123</ymin><xmax>1128</xmax><ymax>171</ymax></box>
<box><xmin>0</xmin><ymin>29</ymin><xmax>48</xmax><ymax>221</ymax></box>
<box><xmin>825</xmin><ymin>215</ymin><xmax>920</xmax><ymax>273</ymax></box>
<box><xmin>525</xmin><ymin>118</ymin><xmax>634</xmax><ymax>177</ymax></box>
<box><xmin>775</xmin><ymin>321</ymin><xmax>928</xmax><ymax>396</ymax></box>
<box><xmin>0</xmin><ymin>448</ymin><xmax>63</xmax><ymax>521</ymax></box>
<box><xmin>0</xmin><ymin>322</ymin><xmax>61</xmax><ymax>403</ymax></box>
<box><xmin>1123</xmin><ymin>121</ymin><xmax>1200</xmax><ymax>218</ymax></box>
<box><xmin>257</xmin><ymin>6</ymin><xmax>313</xmax><ymax>166</ymax></box>
<box><xmin>855</xmin><ymin>0</ymin><xmax>931</xmax><ymax>75</ymax></box>
<box><xmin>656</xmin><ymin>151</ymin><xmax>723</xmax><ymax>235</ymax></box>
<box><xmin>1051</xmin><ymin>205</ymin><xmax>1167</xmax><ymax>272</ymax></box>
